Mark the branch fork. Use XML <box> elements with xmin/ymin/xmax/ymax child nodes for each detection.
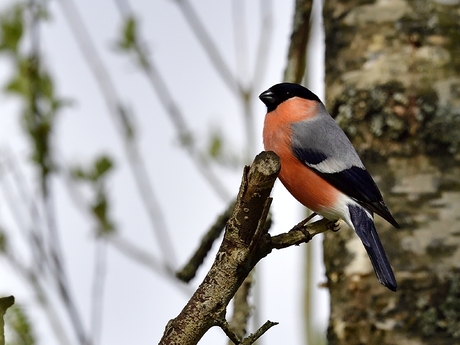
<box><xmin>159</xmin><ymin>151</ymin><xmax>332</xmax><ymax>345</ymax></box>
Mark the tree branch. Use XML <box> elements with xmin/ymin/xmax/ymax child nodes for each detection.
<box><xmin>240</xmin><ymin>320</ymin><xmax>279</xmax><ymax>345</ymax></box>
<box><xmin>158</xmin><ymin>151</ymin><xmax>332</xmax><ymax>344</ymax></box>
<box><xmin>159</xmin><ymin>151</ymin><xmax>280</xmax><ymax>344</ymax></box>
<box><xmin>270</xmin><ymin>217</ymin><xmax>334</xmax><ymax>249</ymax></box>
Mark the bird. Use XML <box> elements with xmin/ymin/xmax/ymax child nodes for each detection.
<box><xmin>259</xmin><ymin>82</ymin><xmax>399</xmax><ymax>291</ymax></box>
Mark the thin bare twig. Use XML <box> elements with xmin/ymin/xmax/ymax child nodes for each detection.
<box><xmin>217</xmin><ymin>318</ymin><xmax>242</xmax><ymax>344</ymax></box>
<box><xmin>173</xmin><ymin>0</ymin><xmax>239</xmax><ymax>95</ymax></box>
<box><xmin>57</xmin><ymin>0</ymin><xmax>177</xmax><ymax>271</ymax></box>
<box><xmin>107</xmin><ymin>235</ymin><xmax>194</xmax><ymax>296</ymax></box>
<box><xmin>270</xmin><ymin>218</ymin><xmax>333</xmax><ymax>249</ymax></box>
<box><xmin>235</xmin><ymin>0</ymin><xmax>275</xmax><ymax>164</ymax></box>
<box><xmin>227</xmin><ymin>273</ymin><xmax>253</xmax><ymax>344</ymax></box>
<box><xmin>240</xmin><ymin>320</ymin><xmax>279</xmax><ymax>345</ymax></box>
<box><xmin>112</xmin><ymin>0</ymin><xmax>232</xmax><ymax>202</ymax></box>
<box><xmin>219</xmin><ymin>317</ymin><xmax>278</xmax><ymax>345</ymax></box>
<box><xmin>283</xmin><ymin>0</ymin><xmax>313</xmax><ymax>84</ymax></box>
<box><xmin>251</xmin><ymin>0</ymin><xmax>274</xmax><ymax>92</ymax></box>
<box><xmin>1</xmin><ymin>149</ymin><xmax>48</xmax><ymax>274</ymax></box>
<box><xmin>90</xmin><ymin>240</ymin><xmax>108</xmax><ymax>345</ymax></box>
<box><xmin>5</xmin><ymin>248</ymin><xmax>72</xmax><ymax>344</ymax></box>
<box><xmin>0</xmin><ymin>152</ymin><xmax>73</xmax><ymax>344</ymax></box>
<box><xmin>59</xmin><ymin>157</ymin><xmax>192</xmax><ymax>294</ymax></box>
<box><xmin>0</xmin><ymin>154</ymin><xmax>34</xmax><ymax>242</ymax></box>
<box><xmin>2</xmin><ymin>152</ymin><xmax>92</xmax><ymax>345</ymax></box>
<box><xmin>176</xmin><ymin>201</ymin><xmax>235</xmax><ymax>282</ymax></box>
<box><xmin>28</xmin><ymin>1</ymin><xmax>90</xmax><ymax>343</ymax></box>
<box><xmin>231</xmin><ymin>0</ymin><xmax>249</xmax><ymax>87</ymax></box>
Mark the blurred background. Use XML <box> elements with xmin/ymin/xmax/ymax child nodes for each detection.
<box><xmin>0</xmin><ymin>0</ymin><xmax>329</xmax><ymax>344</ymax></box>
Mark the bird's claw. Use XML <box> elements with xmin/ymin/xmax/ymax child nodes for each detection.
<box><xmin>327</xmin><ymin>221</ymin><xmax>340</xmax><ymax>232</ymax></box>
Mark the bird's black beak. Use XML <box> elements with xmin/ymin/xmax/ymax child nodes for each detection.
<box><xmin>259</xmin><ymin>89</ymin><xmax>275</xmax><ymax>106</ymax></box>
<box><xmin>259</xmin><ymin>89</ymin><xmax>278</xmax><ymax>112</ymax></box>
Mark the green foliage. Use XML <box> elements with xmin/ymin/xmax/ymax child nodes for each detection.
<box><xmin>0</xmin><ymin>4</ymin><xmax>23</xmax><ymax>54</ymax></box>
<box><xmin>71</xmin><ymin>155</ymin><xmax>116</xmax><ymax>236</ymax></box>
<box><xmin>116</xmin><ymin>16</ymin><xmax>137</xmax><ymax>52</ymax></box>
<box><xmin>72</xmin><ymin>155</ymin><xmax>114</xmax><ymax>182</ymax></box>
<box><xmin>91</xmin><ymin>193</ymin><xmax>115</xmax><ymax>236</ymax></box>
<box><xmin>114</xmin><ymin>16</ymin><xmax>149</xmax><ymax>69</ymax></box>
<box><xmin>0</xmin><ymin>3</ymin><xmax>70</xmax><ymax>194</ymax></box>
<box><xmin>208</xmin><ymin>131</ymin><xmax>223</xmax><ymax>159</ymax></box>
<box><xmin>6</xmin><ymin>305</ymin><xmax>35</xmax><ymax>345</ymax></box>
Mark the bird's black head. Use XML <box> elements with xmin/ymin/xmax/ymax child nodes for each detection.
<box><xmin>259</xmin><ymin>83</ymin><xmax>321</xmax><ymax>112</ymax></box>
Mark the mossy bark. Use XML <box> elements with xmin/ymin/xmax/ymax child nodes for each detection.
<box><xmin>323</xmin><ymin>1</ymin><xmax>460</xmax><ymax>344</ymax></box>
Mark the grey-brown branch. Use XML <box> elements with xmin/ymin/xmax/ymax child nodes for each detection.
<box><xmin>158</xmin><ymin>151</ymin><xmax>331</xmax><ymax>345</ymax></box>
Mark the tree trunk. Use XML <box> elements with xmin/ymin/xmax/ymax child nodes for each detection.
<box><xmin>323</xmin><ymin>1</ymin><xmax>460</xmax><ymax>344</ymax></box>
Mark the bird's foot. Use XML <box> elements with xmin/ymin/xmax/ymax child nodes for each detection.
<box><xmin>327</xmin><ymin>220</ymin><xmax>340</xmax><ymax>232</ymax></box>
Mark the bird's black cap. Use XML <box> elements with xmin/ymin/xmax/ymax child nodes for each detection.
<box><xmin>259</xmin><ymin>83</ymin><xmax>322</xmax><ymax>112</ymax></box>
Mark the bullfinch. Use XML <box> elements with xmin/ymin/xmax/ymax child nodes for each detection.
<box><xmin>259</xmin><ymin>82</ymin><xmax>399</xmax><ymax>291</ymax></box>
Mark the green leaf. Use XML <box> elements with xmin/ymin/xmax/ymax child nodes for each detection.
<box><xmin>70</xmin><ymin>155</ymin><xmax>115</xmax><ymax>182</ymax></box>
<box><xmin>91</xmin><ymin>193</ymin><xmax>115</xmax><ymax>235</ymax></box>
<box><xmin>4</xmin><ymin>58</ymin><xmax>29</xmax><ymax>97</ymax></box>
<box><xmin>115</xmin><ymin>16</ymin><xmax>137</xmax><ymax>52</ymax></box>
<box><xmin>70</xmin><ymin>167</ymin><xmax>88</xmax><ymax>180</ymax></box>
<box><xmin>208</xmin><ymin>132</ymin><xmax>223</xmax><ymax>159</ymax></box>
<box><xmin>0</xmin><ymin>4</ymin><xmax>24</xmax><ymax>54</ymax></box>
<box><xmin>94</xmin><ymin>155</ymin><xmax>114</xmax><ymax>179</ymax></box>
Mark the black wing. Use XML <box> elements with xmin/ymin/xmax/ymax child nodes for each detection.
<box><xmin>293</xmin><ymin>146</ymin><xmax>400</xmax><ymax>228</ymax></box>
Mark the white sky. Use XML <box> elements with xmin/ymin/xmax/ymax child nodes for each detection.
<box><xmin>0</xmin><ymin>0</ymin><xmax>328</xmax><ymax>344</ymax></box>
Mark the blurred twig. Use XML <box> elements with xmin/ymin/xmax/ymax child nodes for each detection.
<box><xmin>90</xmin><ymin>241</ymin><xmax>107</xmax><ymax>345</ymax></box>
<box><xmin>59</xmin><ymin>156</ymin><xmax>194</xmax><ymax>295</ymax></box>
<box><xmin>4</xmin><ymin>246</ymin><xmax>72</xmax><ymax>344</ymax></box>
<box><xmin>176</xmin><ymin>202</ymin><xmax>235</xmax><ymax>283</ymax></box>
<box><xmin>231</xmin><ymin>0</ymin><xmax>249</xmax><ymax>89</ymax></box>
<box><xmin>281</xmin><ymin>2</ymin><xmax>318</xmax><ymax>344</ymax></box>
<box><xmin>112</xmin><ymin>0</ymin><xmax>232</xmax><ymax>201</ymax></box>
<box><xmin>227</xmin><ymin>273</ymin><xmax>253</xmax><ymax>345</ymax></box>
<box><xmin>173</xmin><ymin>0</ymin><xmax>239</xmax><ymax>95</ymax></box>
<box><xmin>57</xmin><ymin>0</ymin><xmax>178</xmax><ymax>271</ymax></box>
<box><xmin>27</xmin><ymin>1</ymin><xmax>91</xmax><ymax>343</ymax></box>
<box><xmin>283</xmin><ymin>0</ymin><xmax>313</xmax><ymax>84</ymax></box>
<box><xmin>252</xmin><ymin>0</ymin><xmax>273</xmax><ymax>92</ymax></box>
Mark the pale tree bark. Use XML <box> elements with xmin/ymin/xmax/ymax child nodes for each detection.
<box><xmin>323</xmin><ymin>1</ymin><xmax>460</xmax><ymax>344</ymax></box>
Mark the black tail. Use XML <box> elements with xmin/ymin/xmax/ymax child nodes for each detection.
<box><xmin>348</xmin><ymin>205</ymin><xmax>397</xmax><ymax>291</ymax></box>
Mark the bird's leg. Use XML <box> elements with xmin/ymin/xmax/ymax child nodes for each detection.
<box><xmin>292</xmin><ymin>212</ymin><xmax>318</xmax><ymax>231</ymax></box>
